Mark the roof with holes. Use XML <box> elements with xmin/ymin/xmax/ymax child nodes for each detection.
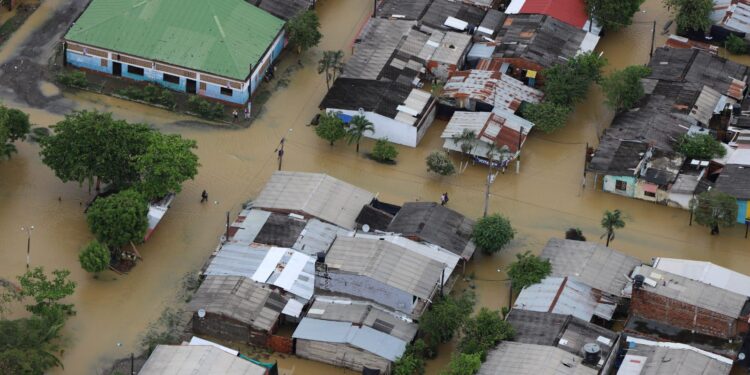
<box><xmin>65</xmin><ymin>0</ymin><xmax>284</xmax><ymax>80</ymax></box>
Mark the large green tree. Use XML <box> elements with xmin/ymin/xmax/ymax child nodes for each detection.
<box><xmin>287</xmin><ymin>10</ymin><xmax>322</xmax><ymax>56</ymax></box>
<box><xmin>544</xmin><ymin>52</ymin><xmax>607</xmax><ymax>108</ymax></box>
<box><xmin>317</xmin><ymin>50</ymin><xmax>344</xmax><ymax>90</ymax></box>
<box><xmin>16</xmin><ymin>267</ymin><xmax>76</xmax><ymax>318</ymax></box>
<box><xmin>0</xmin><ymin>105</ymin><xmax>31</xmax><ymax>160</ymax></box>
<box><xmin>507</xmin><ymin>251</ymin><xmax>552</xmax><ymax>290</ymax></box>
<box><xmin>601</xmin><ymin>66</ymin><xmax>651</xmax><ymax>112</ymax></box>
<box><xmin>419</xmin><ymin>293</ymin><xmax>475</xmax><ymax>348</ymax></box>
<box><xmin>346</xmin><ymin>115</ymin><xmax>374</xmax><ymax>153</ymax></box>
<box><xmin>135</xmin><ymin>132</ymin><xmax>199</xmax><ymax>200</ymax></box>
<box><xmin>601</xmin><ymin>209</ymin><xmax>626</xmax><ymax>247</ymax></box>
<box><xmin>79</xmin><ymin>240</ymin><xmax>111</xmax><ymax>275</ymax></box>
<box><xmin>585</xmin><ymin>0</ymin><xmax>644</xmax><ymax>31</ymax></box>
<box><xmin>86</xmin><ymin>189</ymin><xmax>149</xmax><ymax>248</ymax></box>
<box><xmin>39</xmin><ymin>111</ymin><xmax>152</xmax><ymax>190</ymax></box>
<box><xmin>458</xmin><ymin>308</ymin><xmax>514</xmax><ymax>360</ymax></box>
<box><xmin>315</xmin><ymin>111</ymin><xmax>347</xmax><ymax>146</ymax></box>
<box><xmin>675</xmin><ymin>134</ymin><xmax>726</xmax><ymax>160</ymax></box>
<box><xmin>472</xmin><ymin>214</ymin><xmax>515</xmax><ymax>254</ymax></box>
<box><xmin>664</xmin><ymin>0</ymin><xmax>713</xmax><ymax>33</ymax></box>
<box><xmin>690</xmin><ymin>190</ymin><xmax>738</xmax><ymax>235</ymax></box>
<box><xmin>520</xmin><ymin>102</ymin><xmax>570</xmax><ymax>133</ymax></box>
<box><xmin>371</xmin><ymin>138</ymin><xmax>399</xmax><ymax>163</ymax></box>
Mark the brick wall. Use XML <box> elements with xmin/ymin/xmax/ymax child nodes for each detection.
<box><xmin>630</xmin><ymin>289</ymin><xmax>739</xmax><ymax>339</ymax></box>
<box><xmin>192</xmin><ymin>312</ymin><xmax>252</xmax><ymax>343</ymax></box>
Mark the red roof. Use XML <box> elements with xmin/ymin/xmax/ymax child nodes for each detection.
<box><xmin>519</xmin><ymin>0</ymin><xmax>588</xmax><ymax>28</ymax></box>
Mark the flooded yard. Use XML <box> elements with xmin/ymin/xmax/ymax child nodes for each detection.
<box><xmin>1</xmin><ymin>0</ymin><xmax>749</xmax><ymax>374</ymax></box>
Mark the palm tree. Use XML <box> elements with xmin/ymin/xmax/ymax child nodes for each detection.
<box><xmin>347</xmin><ymin>115</ymin><xmax>374</xmax><ymax>153</ymax></box>
<box><xmin>317</xmin><ymin>50</ymin><xmax>344</xmax><ymax>91</ymax></box>
<box><xmin>452</xmin><ymin>129</ymin><xmax>477</xmax><ymax>173</ymax></box>
<box><xmin>482</xmin><ymin>143</ymin><xmax>509</xmax><ymax>217</ymax></box>
<box><xmin>600</xmin><ymin>209</ymin><xmax>626</xmax><ymax>247</ymax></box>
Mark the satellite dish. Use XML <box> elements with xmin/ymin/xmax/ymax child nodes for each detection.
<box><xmin>197</xmin><ymin>308</ymin><xmax>206</xmax><ymax>318</ymax></box>
<box><xmin>740</xmin><ymin>353</ymin><xmax>746</xmax><ymax>361</ymax></box>
<box><xmin>362</xmin><ymin>224</ymin><xmax>370</xmax><ymax>233</ymax></box>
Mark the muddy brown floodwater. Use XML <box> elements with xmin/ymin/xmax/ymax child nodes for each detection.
<box><xmin>1</xmin><ymin>0</ymin><xmax>749</xmax><ymax>374</ymax></box>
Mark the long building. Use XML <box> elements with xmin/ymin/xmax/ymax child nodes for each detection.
<box><xmin>63</xmin><ymin>0</ymin><xmax>286</xmax><ymax>107</ymax></box>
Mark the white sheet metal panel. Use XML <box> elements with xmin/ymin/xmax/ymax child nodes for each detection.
<box><xmin>188</xmin><ymin>336</ymin><xmax>239</xmax><ymax>356</ymax></box>
<box><xmin>653</xmin><ymin>257</ymin><xmax>750</xmax><ymax>297</ymax></box>
<box><xmin>282</xmin><ymin>299</ymin><xmax>305</xmax><ymax>318</ymax></box>
<box><xmin>273</xmin><ymin>251</ymin><xmax>313</xmax><ymax>298</ymax></box>
<box><xmin>444</xmin><ymin>16</ymin><xmax>468</xmax><ymax>31</ymax></box>
<box><xmin>578</xmin><ymin>33</ymin><xmax>600</xmax><ymax>54</ymax></box>
<box><xmin>251</xmin><ymin>247</ymin><xmax>285</xmax><ymax>283</ymax></box>
<box><xmin>617</xmin><ymin>355</ymin><xmax>647</xmax><ymax>375</ymax></box>
<box><xmin>625</xmin><ymin>336</ymin><xmax>733</xmax><ymax>365</ymax></box>
<box><xmin>505</xmin><ymin>0</ymin><xmax>525</xmax><ymax>14</ymax></box>
<box><xmin>728</xmin><ymin>148</ymin><xmax>750</xmax><ymax>166</ymax></box>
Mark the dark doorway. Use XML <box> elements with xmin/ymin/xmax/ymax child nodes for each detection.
<box><xmin>186</xmin><ymin>79</ymin><xmax>197</xmax><ymax>94</ymax></box>
<box><xmin>112</xmin><ymin>62</ymin><xmax>122</xmax><ymax>76</ymax></box>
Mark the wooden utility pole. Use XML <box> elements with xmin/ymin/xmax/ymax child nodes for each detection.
<box><xmin>650</xmin><ymin>20</ymin><xmax>656</xmax><ymax>59</ymax></box>
<box><xmin>516</xmin><ymin>127</ymin><xmax>524</xmax><ymax>174</ymax></box>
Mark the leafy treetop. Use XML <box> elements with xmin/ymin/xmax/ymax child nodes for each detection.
<box><xmin>86</xmin><ymin>189</ymin><xmax>149</xmax><ymax>248</ymax></box>
<box><xmin>17</xmin><ymin>267</ymin><xmax>76</xmax><ymax>317</ymax></box>
<box><xmin>690</xmin><ymin>190</ymin><xmax>738</xmax><ymax>234</ymax></box>
<box><xmin>419</xmin><ymin>293</ymin><xmax>475</xmax><ymax>348</ymax></box>
<box><xmin>315</xmin><ymin>111</ymin><xmax>347</xmax><ymax>146</ymax></box>
<box><xmin>543</xmin><ymin>52</ymin><xmax>607</xmax><ymax>108</ymax></box>
<box><xmin>79</xmin><ymin>240</ymin><xmax>111</xmax><ymax>274</ymax></box>
<box><xmin>459</xmin><ymin>308</ymin><xmax>515</xmax><ymax>360</ymax></box>
<box><xmin>287</xmin><ymin>10</ymin><xmax>322</xmax><ymax>55</ymax></box>
<box><xmin>426</xmin><ymin>151</ymin><xmax>456</xmax><ymax>176</ymax></box>
<box><xmin>520</xmin><ymin>102</ymin><xmax>570</xmax><ymax>133</ymax></box>
<box><xmin>675</xmin><ymin>134</ymin><xmax>727</xmax><ymax>160</ymax></box>
<box><xmin>472</xmin><ymin>213</ymin><xmax>515</xmax><ymax>254</ymax></box>
<box><xmin>585</xmin><ymin>0</ymin><xmax>645</xmax><ymax>31</ymax></box>
<box><xmin>664</xmin><ymin>0</ymin><xmax>713</xmax><ymax>33</ymax></box>
<box><xmin>601</xmin><ymin>65</ymin><xmax>651</xmax><ymax>112</ymax></box>
<box><xmin>507</xmin><ymin>251</ymin><xmax>552</xmax><ymax>290</ymax></box>
<box><xmin>441</xmin><ymin>353</ymin><xmax>482</xmax><ymax>375</ymax></box>
<box><xmin>135</xmin><ymin>132</ymin><xmax>199</xmax><ymax>200</ymax></box>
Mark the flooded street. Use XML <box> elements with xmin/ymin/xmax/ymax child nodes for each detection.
<box><xmin>1</xmin><ymin>0</ymin><xmax>749</xmax><ymax>374</ymax></box>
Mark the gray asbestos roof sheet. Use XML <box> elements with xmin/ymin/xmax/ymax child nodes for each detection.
<box><xmin>540</xmin><ymin>238</ymin><xmax>642</xmax><ymax>297</ymax></box>
<box><xmin>633</xmin><ymin>265</ymin><xmax>747</xmax><ymax>318</ymax></box>
<box><xmin>325</xmin><ymin>236</ymin><xmax>443</xmax><ymax>299</ymax></box>
<box><xmin>307</xmin><ymin>299</ymin><xmax>418</xmax><ymax>342</ymax></box>
<box><xmin>715</xmin><ymin>164</ymin><xmax>750</xmax><ymax>200</ymax></box>
<box><xmin>494</xmin><ymin>14</ymin><xmax>587</xmax><ymax>69</ymax></box>
<box><xmin>376</xmin><ymin>0</ymin><xmax>431</xmax><ymax>20</ymax></box>
<box><xmin>253</xmin><ymin>171</ymin><xmax>375</xmax><ymax>229</ymax></box>
<box><xmin>139</xmin><ymin>345</ymin><xmax>266</xmax><ymax>375</ymax></box>
<box><xmin>292</xmin><ymin>218</ymin><xmax>351</xmax><ymax>256</ymax></box>
<box><xmin>387</xmin><ymin>202</ymin><xmax>476</xmax><ymax>259</ymax></box>
<box><xmin>292</xmin><ymin>318</ymin><xmax>407</xmax><ymax>361</ymax></box>
<box><xmin>478</xmin><ymin>342</ymin><xmax>597</xmax><ymax>375</ymax></box>
<box><xmin>187</xmin><ymin>276</ymin><xmax>287</xmax><ymax>332</ymax></box>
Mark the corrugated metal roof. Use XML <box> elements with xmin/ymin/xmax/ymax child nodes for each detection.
<box><xmin>541</xmin><ymin>238</ymin><xmax>642</xmax><ymax>297</ymax></box>
<box><xmin>689</xmin><ymin>86</ymin><xmax>724</xmax><ymax>125</ymax></box>
<box><xmin>139</xmin><ymin>345</ymin><xmax>266</xmax><ymax>375</ymax></box>
<box><xmin>342</xmin><ymin>19</ymin><xmax>417</xmax><ymax>80</ymax></box>
<box><xmin>506</xmin><ymin>310</ymin><xmax>618</xmax><ymax>362</ymax></box>
<box><xmin>632</xmin><ymin>265</ymin><xmax>747</xmax><ymax>318</ymax></box>
<box><xmin>387</xmin><ymin>202</ymin><xmax>476</xmax><ymax>260</ymax></box>
<box><xmin>292</xmin><ymin>219</ymin><xmax>351</xmax><ymax>256</ymax></box>
<box><xmin>618</xmin><ymin>336</ymin><xmax>732</xmax><ymax>375</ymax></box>
<box><xmin>513</xmin><ymin>277</ymin><xmax>615</xmax><ymax>321</ymax></box>
<box><xmin>65</xmin><ymin>0</ymin><xmax>284</xmax><ymax>80</ymax></box>
<box><xmin>506</xmin><ymin>0</ymin><xmax>589</xmax><ymax>28</ymax></box>
<box><xmin>478</xmin><ymin>342</ymin><xmax>597</xmax><ymax>375</ymax></box>
<box><xmin>325</xmin><ymin>237</ymin><xmax>443</xmax><ymax>299</ymax></box>
<box><xmin>293</xmin><ymin>318</ymin><xmax>408</xmax><ymax>361</ymax></box>
<box><xmin>441</xmin><ymin>70</ymin><xmax>543</xmax><ymax>111</ymax></box>
<box><xmin>308</xmin><ymin>297</ymin><xmax>418</xmax><ymax>342</ymax></box>
<box><xmin>205</xmin><ymin>245</ymin><xmax>315</xmax><ymax>300</ymax></box>
<box><xmin>253</xmin><ymin>171</ymin><xmax>375</xmax><ymax>229</ymax></box>
<box><xmin>653</xmin><ymin>258</ymin><xmax>750</xmax><ymax>298</ymax></box>
<box><xmin>353</xmin><ymin>233</ymin><xmax>461</xmax><ymax>286</ymax></box>
<box><xmin>230</xmin><ymin>209</ymin><xmax>271</xmax><ymax>244</ymax></box>
<box><xmin>187</xmin><ymin>276</ymin><xmax>286</xmax><ymax>331</ymax></box>
<box><xmin>440</xmin><ymin>110</ymin><xmax>532</xmax><ymax>158</ymax></box>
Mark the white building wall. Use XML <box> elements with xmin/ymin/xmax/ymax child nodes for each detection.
<box><xmin>331</xmin><ymin>109</ymin><xmax>418</xmax><ymax>147</ymax></box>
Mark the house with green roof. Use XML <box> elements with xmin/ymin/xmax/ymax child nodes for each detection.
<box><xmin>63</xmin><ymin>0</ymin><xmax>286</xmax><ymax>107</ymax></box>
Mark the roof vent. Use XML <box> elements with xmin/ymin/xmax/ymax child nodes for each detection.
<box><xmin>633</xmin><ymin>275</ymin><xmax>645</xmax><ymax>289</ymax></box>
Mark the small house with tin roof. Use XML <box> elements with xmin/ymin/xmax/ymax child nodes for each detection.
<box><xmin>139</xmin><ymin>344</ymin><xmax>269</xmax><ymax>375</ymax></box>
<box><xmin>387</xmin><ymin>202</ymin><xmax>476</xmax><ymax>261</ymax></box>
<box><xmin>188</xmin><ymin>275</ymin><xmax>289</xmax><ymax>346</ymax></box>
<box><xmin>316</xmin><ymin>236</ymin><xmax>444</xmax><ymax>317</ymax></box>
<box><xmin>292</xmin><ymin>297</ymin><xmax>418</xmax><ymax>373</ymax></box>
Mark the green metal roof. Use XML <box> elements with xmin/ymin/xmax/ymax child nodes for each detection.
<box><xmin>65</xmin><ymin>0</ymin><xmax>285</xmax><ymax>80</ymax></box>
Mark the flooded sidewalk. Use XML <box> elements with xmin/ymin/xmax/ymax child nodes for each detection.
<box><xmin>2</xmin><ymin>0</ymin><xmax>750</xmax><ymax>374</ymax></box>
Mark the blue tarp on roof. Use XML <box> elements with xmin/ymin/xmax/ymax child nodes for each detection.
<box><xmin>337</xmin><ymin>113</ymin><xmax>353</xmax><ymax>123</ymax></box>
